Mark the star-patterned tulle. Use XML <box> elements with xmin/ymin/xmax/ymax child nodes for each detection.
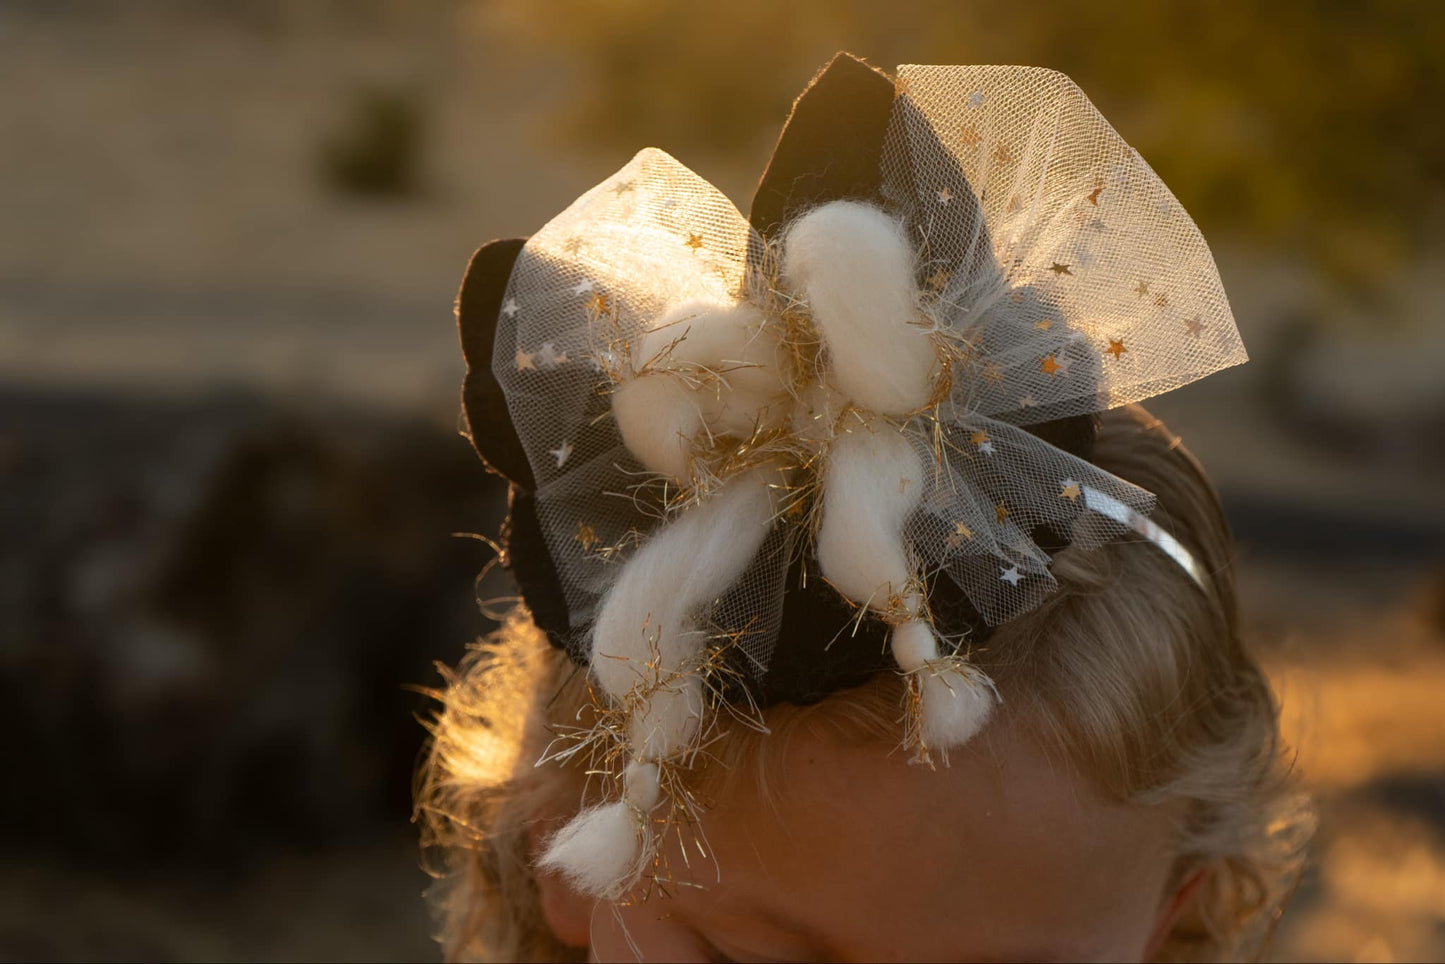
<box><xmin>490</xmin><ymin>65</ymin><xmax>1244</xmax><ymax>675</ymax></box>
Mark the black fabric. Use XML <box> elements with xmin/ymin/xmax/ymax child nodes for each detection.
<box><xmin>749</xmin><ymin>53</ymin><xmax>898</xmax><ymax>241</ymax></box>
<box><xmin>457</xmin><ymin>237</ymin><xmax>533</xmax><ymax>490</ymax></box>
<box><xmin>502</xmin><ymin>487</ymin><xmax>573</xmax><ymax>645</ymax></box>
<box><xmin>457</xmin><ymin>238</ymin><xmax>575</xmax><ymax>647</ymax></box>
<box><xmin>455</xmin><ymin>52</ymin><xmax>1108</xmax><ymax>708</ymax></box>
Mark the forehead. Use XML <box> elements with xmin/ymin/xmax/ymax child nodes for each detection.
<box><xmin>666</xmin><ymin>720</ymin><xmax>1179</xmax><ymax>962</ymax></box>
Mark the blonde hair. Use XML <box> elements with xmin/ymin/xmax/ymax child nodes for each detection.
<box><xmin>416</xmin><ymin>405</ymin><xmax>1313</xmax><ymax>962</ymax></box>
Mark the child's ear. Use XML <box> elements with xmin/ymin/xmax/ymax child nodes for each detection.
<box><xmin>1143</xmin><ymin>866</ymin><xmax>1209</xmax><ymax>960</ymax></box>
<box><xmin>529</xmin><ymin>819</ymin><xmax>594</xmax><ymax>949</ymax></box>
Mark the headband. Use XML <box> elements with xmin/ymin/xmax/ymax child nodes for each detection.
<box><xmin>457</xmin><ymin>54</ymin><xmax>1245</xmax><ymax>898</ymax></box>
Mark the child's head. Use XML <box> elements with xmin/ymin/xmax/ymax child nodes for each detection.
<box><xmin>427</xmin><ymin>57</ymin><xmax>1314</xmax><ymax>961</ymax></box>
<box><xmin>418</xmin><ymin>405</ymin><xmax>1311</xmax><ymax>962</ymax></box>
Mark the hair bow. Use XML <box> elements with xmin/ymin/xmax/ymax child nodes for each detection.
<box><xmin>457</xmin><ymin>55</ymin><xmax>1245</xmax><ymax>898</ymax></box>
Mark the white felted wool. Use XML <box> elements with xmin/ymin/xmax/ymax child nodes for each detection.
<box><xmin>781</xmin><ymin>201</ymin><xmax>936</xmax><ymax>415</ymax></box>
<box><xmin>537</xmin><ymin>800</ymin><xmax>649</xmax><ymax>900</ymax></box>
<box><xmin>622</xmin><ymin>760</ymin><xmax>663</xmax><ymax>812</ymax></box>
<box><xmin>815</xmin><ymin>423</ymin><xmax>926</xmax><ymax>608</ymax></box>
<box><xmin>615</xmin><ymin>300</ymin><xmax>790</xmax><ymax>482</ymax></box>
<box><xmin>639</xmin><ymin>299</ymin><xmax>790</xmax><ymax>438</ymax></box>
<box><xmin>559</xmin><ymin>471</ymin><xmax>780</xmax><ymax>901</ymax></box>
<box><xmin>890</xmin><ymin>618</ymin><xmax>941</xmax><ymax>672</ymax></box>
<box><xmin>611</xmin><ymin>374</ymin><xmax>701</xmax><ymax>481</ymax></box>
<box><xmin>590</xmin><ymin>468</ymin><xmax>780</xmax><ymax>701</ymax></box>
<box><xmin>919</xmin><ymin>669</ymin><xmax>995</xmax><ymax>750</ymax></box>
<box><xmin>893</xmin><ymin>607</ymin><xmax>994</xmax><ymax>749</ymax></box>
<box><xmin>628</xmin><ymin>674</ymin><xmax>705</xmax><ymax>760</ymax></box>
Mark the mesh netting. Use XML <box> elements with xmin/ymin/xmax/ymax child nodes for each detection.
<box><xmin>885</xmin><ymin>66</ymin><xmax>1245</xmax><ymax>426</ymax></box>
<box><xmin>491</xmin><ymin>65</ymin><xmax>1244</xmax><ymax>679</ymax></box>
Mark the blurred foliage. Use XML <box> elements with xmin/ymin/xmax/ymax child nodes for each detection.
<box><xmin>319</xmin><ymin>85</ymin><xmax>425</xmax><ymax>198</ymax></box>
<box><xmin>487</xmin><ymin>0</ymin><xmax>1444</xmax><ymax>290</ymax></box>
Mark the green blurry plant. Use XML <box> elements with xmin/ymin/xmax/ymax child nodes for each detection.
<box><xmin>489</xmin><ymin>0</ymin><xmax>1444</xmax><ymax>291</ymax></box>
<box><xmin>320</xmin><ymin>85</ymin><xmax>425</xmax><ymax>198</ymax></box>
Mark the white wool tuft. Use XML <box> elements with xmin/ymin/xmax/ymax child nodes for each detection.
<box><xmin>640</xmin><ymin>300</ymin><xmax>788</xmax><ymax>435</ymax></box>
<box><xmin>781</xmin><ymin>201</ymin><xmax>936</xmax><ymax>415</ymax></box>
<box><xmin>919</xmin><ymin>669</ymin><xmax>995</xmax><ymax>750</ymax></box>
<box><xmin>815</xmin><ymin>423</ymin><xmax>925</xmax><ymax>607</ymax></box>
<box><xmin>611</xmin><ymin>374</ymin><xmax>700</xmax><ymax>481</ymax></box>
<box><xmin>890</xmin><ymin>619</ymin><xmax>940</xmax><ymax>672</ymax></box>
<box><xmin>815</xmin><ymin>422</ymin><xmax>993</xmax><ymax>752</ymax></box>
<box><xmin>623</xmin><ymin>760</ymin><xmax>663</xmax><ymax>812</ymax></box>
<box><xmin>537</xmin><ymin>800</ymin><xmax>648</xmax><ymax>900</ymax></box>
<box><xmin>590</xmin><ymin>468</ymin><xmax>780</xmax><ymax>701</ymax></box>
<box><xmin>559</xmin><ymin>470</ymin><xmax>782</xmax><ymax>900</ymax></box>
<box><xmin>628</xmin><ymin>674</ymin><xmax>705</xmax><ymax>760</ymax></box>
<box><xmin>614</xmin><ymin>300</ymin><xmax>789</xmax><ymax>483</ymax></box>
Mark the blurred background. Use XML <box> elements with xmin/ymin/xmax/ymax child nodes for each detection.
<box><xmin>1</xmin><ymin>1</ymin><xmax>1442</xmax><ymax>960</ymax></box>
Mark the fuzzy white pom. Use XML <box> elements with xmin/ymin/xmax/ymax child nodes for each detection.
<box><xmin>919</xmin><ymin>669</ymin><xmax>995</xmax><ymax>749</ymax></box>
<box><xmin>591</xmin><ymin>468</ymin><xmax>779</xmax><ymax>700</ymax></box>
<box><xmin>782</xmin><ymin>201</ymin><xmax>936</xmax><ymax>415</ymax></box>
<box><xmin>538</xmin><ymin>800</ymin><xmax>648</xmax><ymax>900</ymax></box>
<box><xmin>815</xmin><ymin>423</ymin><xmax>925</xmax><ymax>610</ymax></box>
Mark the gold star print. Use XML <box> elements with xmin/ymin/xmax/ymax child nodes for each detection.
<box><xmin>1006</xmin><ymin>195</ymin><xmax>1022</xmax><ymax>214</ymax></box>
<box><xmin>995</xmin><ymin>501</ymin><xmax>1009</xmax><ymax>524</ymax></box>
<box><xmin>1059</xmin><ymin>480</ymin><xmax>1081</xmax><ymax>503</ymax></box>
<box><xmin>1154</xmin><ymin>293</ymin><xmax>1169</xmax><ymax>307</ymax></box>
<box><xmin>1041</xmin><ymin>354</ymin><xmax>1063</xmax><ymax>378</ymax></box>
<box><xmin>993</xmin><ymin>143</ymin><xmax>1013</xmax><ymax>164</ymax></box>
<box><xmin>515</xmin><ymin>347</ymin><xmax>537</xmax><ymax>371</ymax></box>
<box><xmin>1009</xmin><ymin>291</ymin><xmax>1025</xmax><ymax>304</ymax></box>
<box><xmin>945</xmin><ymin>521</ymin><xmax>974</xmax><ymax>549</ymax></box>
<box><xmin>1050</xmin><ymin>262</ymin><xmax>1073</xmax><ymax>276</ymax></box>
<box><xmin>970</xmin><ymin>430</ymin><xmax>990</xmax><ymax>446</ymax></box>
<box><xmin>981</xmin><ymin>362</ymin><xmax>1004</xmax><ymax>383</ymax></box>
<box><xmin>895</xmin><ymin>75</ymin><xmax>913</xmax><ymax>97</ymax></box>
<box><xmin>611</xmin><ymin>180</ymin><xmax>635</xmax><ymax>196</ymax></box>
<box><xmin>1106</xmin><ymin>338</ymin><xmax>1128</xmax><ymax>360</ymax></box>
<box><xmin>1019</xmin><ymin>394</ymin><xmax>1038</xmax><ymax>408</ymax></box>
<box><xmin>562</xmin><ymin>236</ymin><xmax>585</xmax><ymax>256</ymax></box>
<box><xmin>959</xmin><ymin>124</ymin><xmax>981</xmax><ymax>149</ymax></box>
<box><xmin>1185</xmin><ymin>315</ymin><xmax>1206</xmax><ymax>338</ymax></box>
<box><xmin>898</xmin><ymin>476</ymin><xmax>913</xmax><ymax>495</ymax></box>
<box><xmin>937</xmin><ymin>185</ymin><xmax>953</xmax><ymax>206</ymax></box>
<box><xmin>927</xmin><ymin>267</ymin><xmax>952</xmax><ymax>292</ymax></box>
<box><xmin>684</xmin><ymin>232</ymin><xmax>703</xmax><ymax>251</ymax></box>
<box><xmin>585</xmin><ymin>291</ymin><xmax>610</xmax><ymax>316</ymax></box>
<box><xmin>1134</xmin><ymin>280</ymin><xmax>1150</xmax><ymax>298</ymax></box>
<box><xmin>1087</xmin><ymin>185</ymin><xmax>1104</xmax><ymax>206</ymax></box>
<box><xmin>575</xmin><ymin>521</ymin><xmax>599</xmax><ymax>551</ymax></box>
<box><xmin>1034</xmin><ymin>318</ymin><xmax>1053</xmax><ymax>331</ymax></box>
